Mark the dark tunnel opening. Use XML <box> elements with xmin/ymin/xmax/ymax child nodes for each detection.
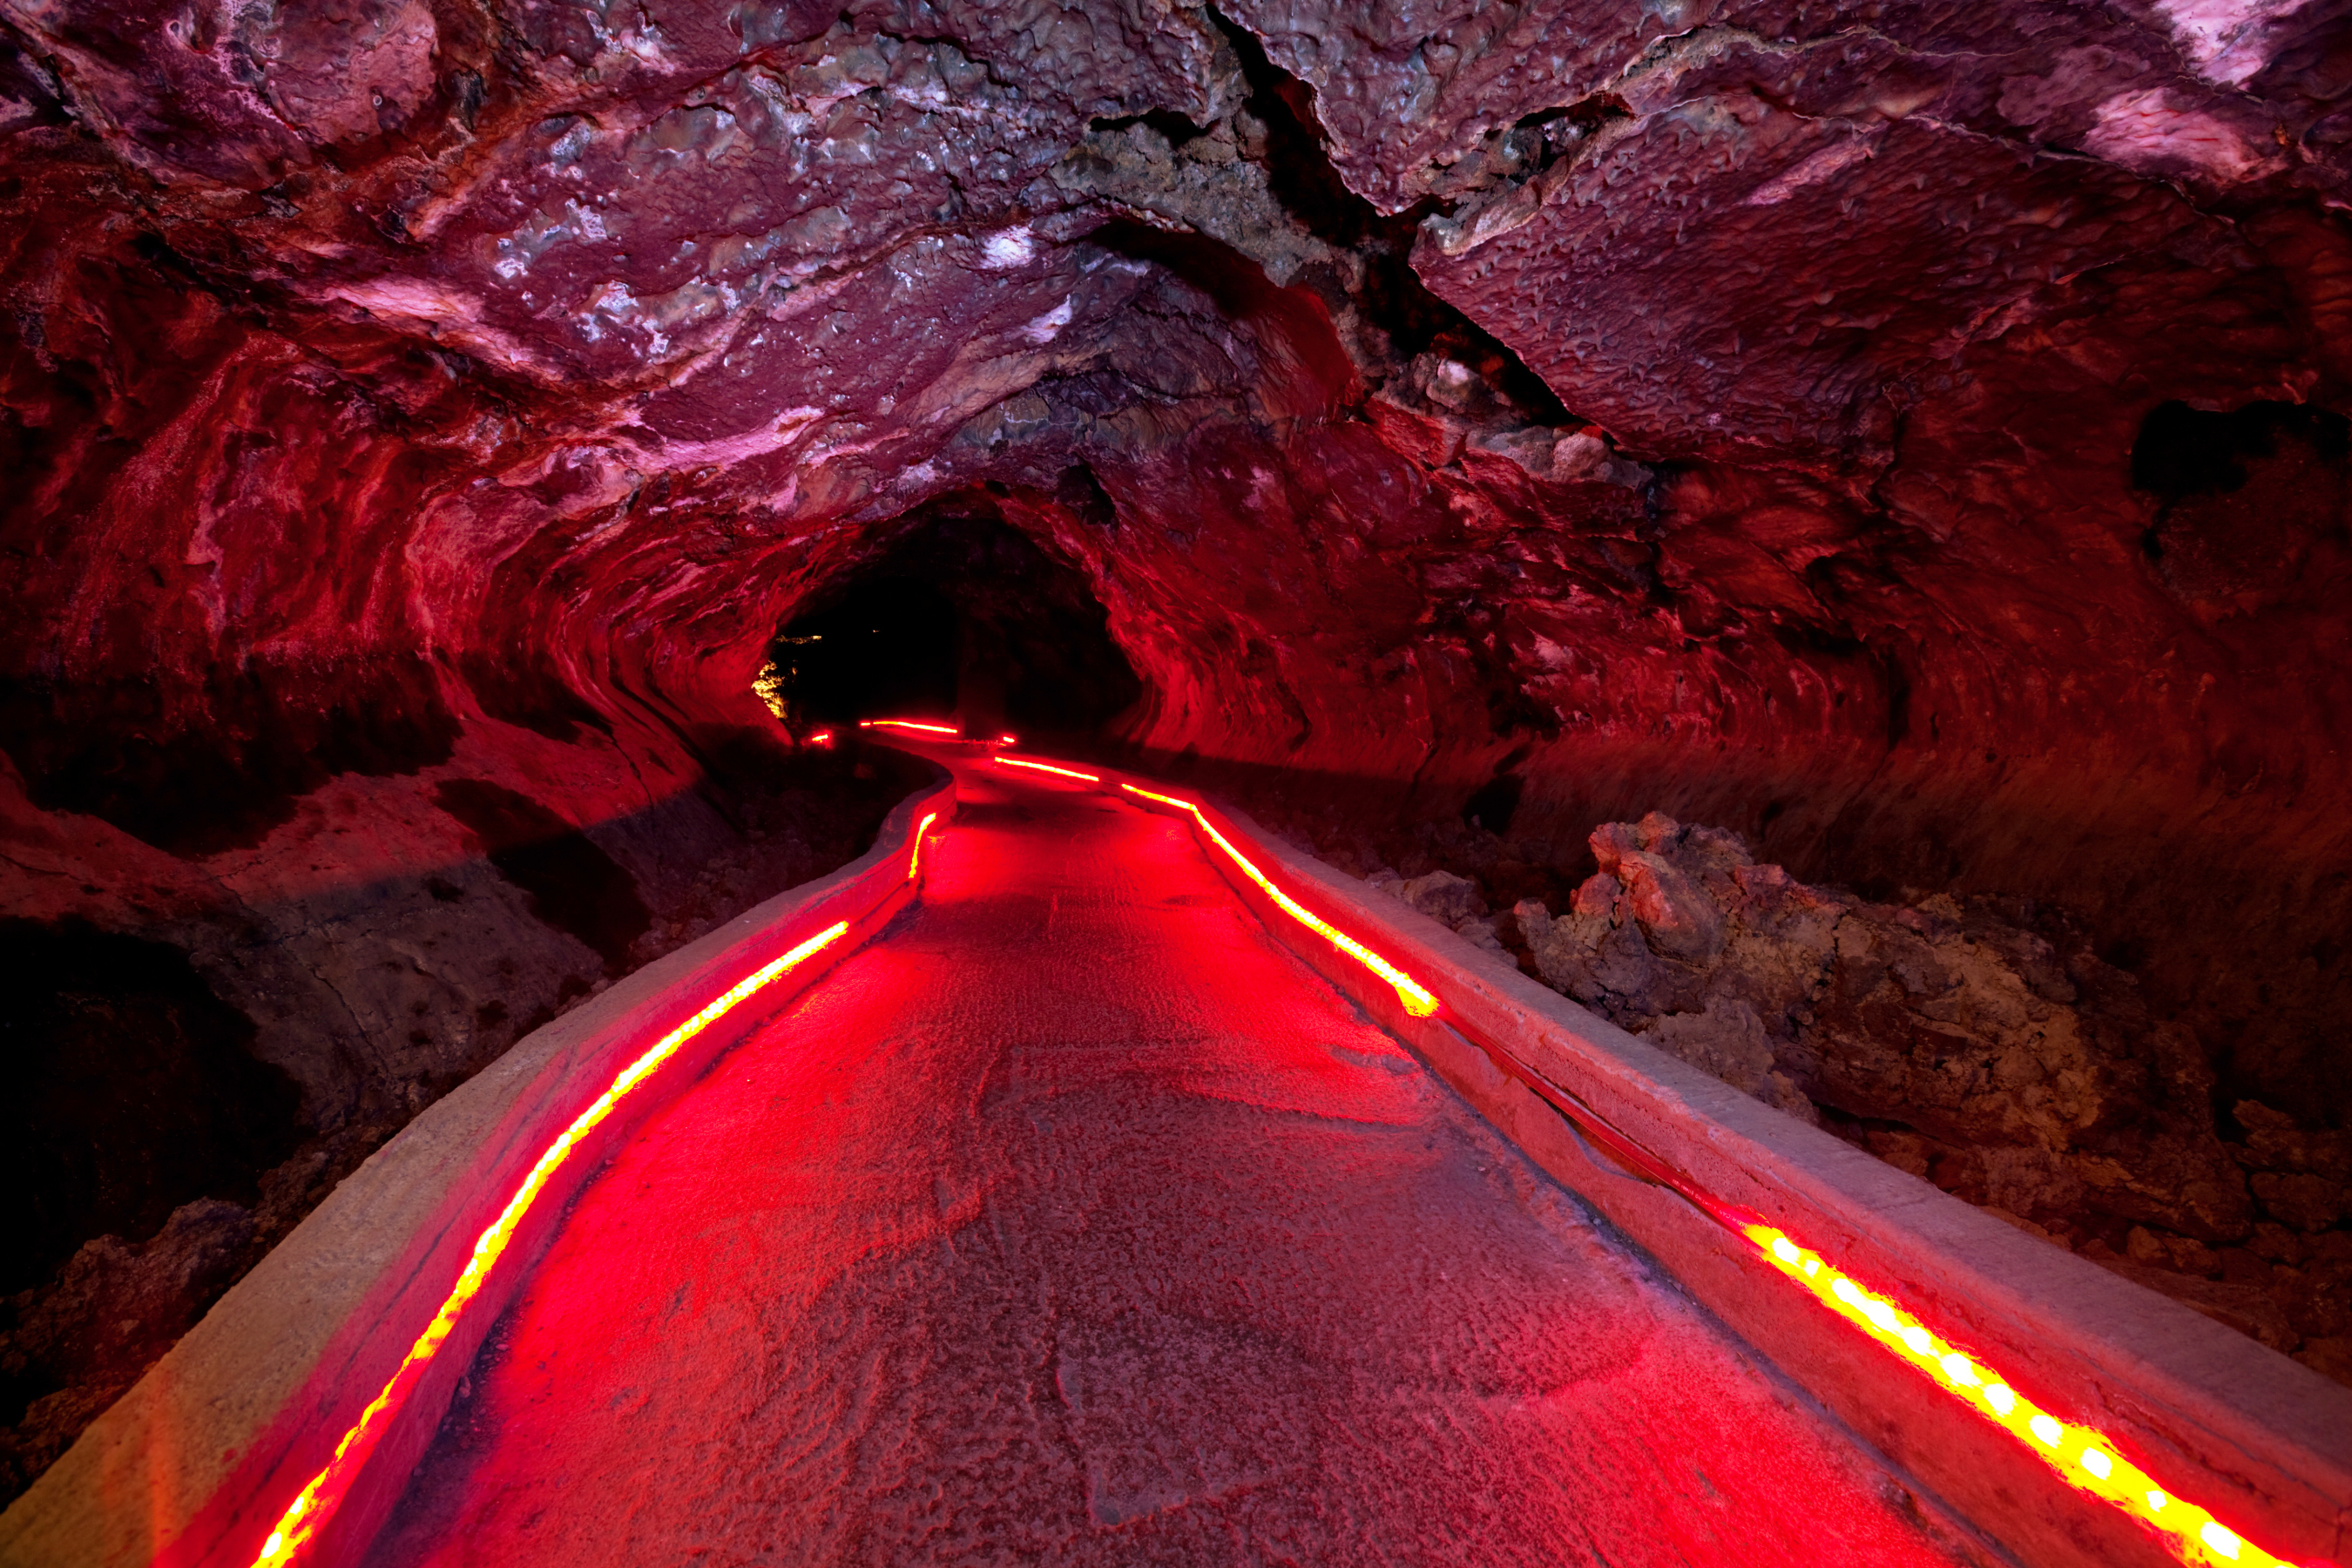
<box><xmin>764</xmin><ymin>507</ymin><xmax>1144</xmax><ymax>745</ymax></box>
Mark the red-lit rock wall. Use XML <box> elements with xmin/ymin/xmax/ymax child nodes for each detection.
<box><xmin>1</xmin><ymin>0</ymin><xmax>2348</xmax><ymax>1489</ymax></box>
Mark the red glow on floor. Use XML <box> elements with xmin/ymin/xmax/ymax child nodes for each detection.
<box><xmin>253</xmin><ymin>738</ymin><xmax>2314</xmax><ymax>1568</ymax></box>
<box><xmin>992</xmin><ymin>757</ymin><xmax>1102</xmax><ymax>783</ymax></box>
<box><xmin>369</xmin><ymin>758</ymin><xmax>1977</xmax><ymax>1568</ymax></box>
<box><xmin>1117</xmin><ymin>783</ymin><xmax>1439</xmax><ymax>1019</ymax></box>
<box><xmin>240</xmin><ymin>809</ymin><xmax>949</xmax><ymax>1568</ymax></box>
<box><xmin>859</xmin><ymin>719</ymin><xmax>959</xmax><ymax>736</ymax></box>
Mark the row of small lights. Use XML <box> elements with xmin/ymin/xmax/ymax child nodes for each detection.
<box><xmin>994</xmin><ymin>756</ymin><xmax>1102</xmax><ymax>783</ymax></box>
<box><xmin>1743</xmin><ymin>1224</ymin><xmax>2291</xmax><ymax>1566</ymax></box>
<box><xmin>857</xmin><ymin>718</ymin><xmax>958</xmax><ymax>736</ymax></box>
<box><xmin>989</xmin><ymin>754</ymin><xmax>1433</xmax><ymax>1016</ymax></box>
<box><xmin>1115</xmin><ymin>782</ymin><xmax>1441</xmax><ymax>1017</ymax></box>
<box><xmin>966</xmin><ymin>740</ymin><xmax>2308</xmax><ymax>1568</ymax></box>
<box><xmin>248</xmin><ymin>811</ymin><xmax>943</xmax><ymax>1567</ymax></box>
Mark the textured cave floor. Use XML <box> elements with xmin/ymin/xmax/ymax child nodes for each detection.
<box><xmin>364</xmin><ymin>758</ymin><xmax>1970</xmax><ymax>1568</ymax></box>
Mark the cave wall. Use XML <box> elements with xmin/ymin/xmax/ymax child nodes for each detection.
<box><xmin>1</xmin><ymin>0</ymin><xmax>2349</xmax><ymax>1494</ymax></box>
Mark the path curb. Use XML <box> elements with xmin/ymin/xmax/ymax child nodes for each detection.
<box><xmin>0</xmin><ymin>774</ymin><xmax>955</xmax><ymax>1568</ymax></box>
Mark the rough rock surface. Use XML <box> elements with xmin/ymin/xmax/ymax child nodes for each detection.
<box><xmin>0</xmin><ymin>1200</ymin><xmax>255</xmax><ymax>1499</ymax></box>
<box><xmin>1504</xmin><ymin>813</ymin><xmax>2352</xmax><ymax>1385</ymax></box>
<box><xmin>1</xmin><ymin>0</ymin><xmax>2348</xmax><ymax>1497</ymax></box>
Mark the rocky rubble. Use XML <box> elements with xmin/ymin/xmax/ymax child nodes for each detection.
<box><xmin>1488</xmin><ymin>812</ymin><xmax>2351</xmax><ymax>1387</ymax></box>
<box><xmin>0</xmin><ymin>1200</ymin><xmax>260</xmax><ymax>1498</ymax></box>
<box><xmin>1366</xmin><ymin>867</ymin><xmax>1508</xmax><ymax>955</ymax></box>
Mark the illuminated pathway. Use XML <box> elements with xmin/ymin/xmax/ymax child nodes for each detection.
<box><xmin>364</xmin><ymin>756</ymin><xmax>1975</xmax><ymax>1568</ymax></box>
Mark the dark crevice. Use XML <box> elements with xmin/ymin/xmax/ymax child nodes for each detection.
<box><xmin>1206</xmin><ymin>6</ymin><xmax>1378</xmax><ymax>252</ymax></box>
<box><xmin>1463</xmin><ymin>772</ymin><xmax>1524</xmax><ymax>834</ymax></box>
<box><xmin>1088</xmin><ymin>107</ymin><xmax>1205</xmax><ymax>147</ymax></box>
<box><xmin>1517</xmin><ymin>97</ymin><xmax>1632</xmax><ymax>139</ymax></box>
<box><xmin>1486</xmin><ymin>96</ymin><xmax>1633</xmax><ymax>183</ymax></box>
<box><xmin>1203</xmin><ymin>5</ymin><xmax>1571</xmax><ymax>427</ymax></box>
<box><xmin>2132</xmin><ymin>399</ymin><xmax>2351</xmax><ymax>503</ymax></box>
<box><xmin>2130</xmin><ymin>399</ymin><xmax>2351</xmax><ymax>608</ymax></box>
<box><xmin>1054</xmin><ymin>463</ymin><xmax>1119</xmax><ymax>530</ymax></box>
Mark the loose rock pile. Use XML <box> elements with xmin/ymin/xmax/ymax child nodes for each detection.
<box><xmin>1365</xmin><ymin>810</ymin><xmax>2349</xmax><ymax>1386</ymax></box>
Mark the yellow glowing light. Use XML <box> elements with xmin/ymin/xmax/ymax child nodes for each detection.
<box><xmin>238</xmin><ymin>830</ymin><xmax>970</xmax><ymax>1568</ymax></box>
<box><xmin>861</xmin><ymin>718</ymin><xmax>959</xmax><ymax>735</ymax></box>
<box><xmin>909</xmin><ymin>812</ymin><xmax>938</xmax><ymax>880</ymax></box>
<box><xmin>753</xmin><ymin>660</ymin><xmax>789</xmax><ymax>721</ymax></box>
<box><xmin>1119</xmin><ymin>784</ymin><xmax>1440</xmax><ymax>1018</ymax></box>
<box><xmin>999</xmin><ymin>733</ymin><xmax>1017</xmax><ymax>744</ymax></box>
<box><xmin>993</xmin><ymin>757</ymin><xmax>1103</xmax><ymax>783</ymax></box>
<box><xmin>1743</xmin><ymin>1223</ymin><xmax>2304</xmax><ymax>1568</ymax></box>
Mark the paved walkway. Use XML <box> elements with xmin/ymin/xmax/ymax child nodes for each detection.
<box><xmin>366</xmin><ymin>758</ymin><xmax>1971</xmax><ymax>1567</ymax></box>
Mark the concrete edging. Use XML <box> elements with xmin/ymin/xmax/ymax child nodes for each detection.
<box><xmin>0</xmin><ymin>773</ymin><xmax>956</xmax><ymax>1568</ymax></box>
<box><xmin>1084</xmin><ymin>763</ymin><xmax>2349</xmax><ymax>1568</ymax></box>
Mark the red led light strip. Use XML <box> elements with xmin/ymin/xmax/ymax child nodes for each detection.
<box><xmin>1110</xmin><ymin>774</ymin><xmax>2302</xmax><ymax>1568</ymax></box>
<box><xmin>1119</xmin><ymin>783</ymin><xmax>1439</xmax><ymax>1018</ymax></box>
<box><xmin>247</xmin><ymin>806</ymin><xmax>952</xmax><ymax>1567</ymax></box>
<box><xmin>859</xmin><ymin>719</ymin><xmax>958</xmax><ymax>735</ymax></box>
<box><xmin>249</xmin><ymin>919</ymin><xmax>849</xmax><ymax>1567</ymax></box>
<box><xmin>992</xmin><ymin>756</ymin><xmax>1103</xmax><ymax>783</ymax></box>
<box><xmin>1737</xmin><ymin>1224</ymin><xmax>2301</xmax><ymax>1567</ymax></box>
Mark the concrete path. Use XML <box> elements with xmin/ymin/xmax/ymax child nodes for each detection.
<box><xmin>364</xmin><ymin>758</ymin><xmax>1972</xmax><ymax>1568</ymax></box>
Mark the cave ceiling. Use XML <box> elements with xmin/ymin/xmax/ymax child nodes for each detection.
<box><xmin>2</xmin><ymin>0</ymin><xmax>2349</xmax><ymax>1121</ymax></box>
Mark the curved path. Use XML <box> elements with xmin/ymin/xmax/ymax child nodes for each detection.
<box><xmin>365</xmin><ymin>756</ymin><xmax>1974</xmax><ymax>1568</ymax></box>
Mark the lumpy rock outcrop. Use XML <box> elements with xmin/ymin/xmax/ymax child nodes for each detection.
<box><xmin>1514</xmin><ymin>814</ymin><xmax>2351</xmax><ymax>1381</ymax></box>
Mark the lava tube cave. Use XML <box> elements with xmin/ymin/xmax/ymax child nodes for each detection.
<box><xmin>0</xmin><ymin>3</ymin><xmax>2348</xmax><ymax>1566</ymax></box>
